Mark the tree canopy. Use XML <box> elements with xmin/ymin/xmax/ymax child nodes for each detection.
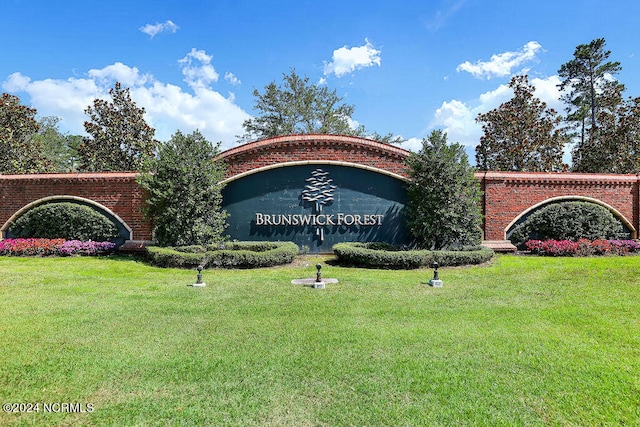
<box><xmin>405</xmin><ymin>130</ymin><xmax>482</xmax><ymax>250</ymax></box>
<box><xmin>0</xmin><ymin>93</ymin><xmax>51</xmax><ymax>174</ymax></box>
<box><xmin>33</xmin><ymin>116</ymin><xmax>81</xmax><ymax>172</ymax></box>
<box><xmin>240</xmin><ymin>69</ymin><xmax>403</xmax><ymax>144</ymax></box>
<box><xmin>79</xmin><ymin>82</ymin><xmax>158</xmax><ymax>172</ymax></box>
<box><xmin>475</xmin><ymin>75</ymin><xmax>568</xmax><ymax>172</ymax></box>
<box><xmin>241</xmin><ymin>69</ymin><xmax>355</xmax><ymax>141</ymax></box>
<box><xmin>557</xmin><ymin>38</ymin><xmax>625</xmax><ymax>171</ymax></box>
<box><xmin>137</xmin><ymin>130</ymin><xmax>228</xmax><ymax>247</ymax></box>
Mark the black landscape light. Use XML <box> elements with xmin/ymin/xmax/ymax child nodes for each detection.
<box><xmin>429</xmin><ymin>261</ymin><xmax>443</xmax><ymax>287</ymax></box>
<box><xmin>191</xmin><ymin>264</ymin><xmax>206</xmax><ymax>287</ymax></box>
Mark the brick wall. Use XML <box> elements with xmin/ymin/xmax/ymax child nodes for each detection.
<box><xmin>0</xmin><ymin>172</ymin><xmax>151</xmax><ymax>241</ymax></box>
<box><xmin>1</xmin><ymin>135</ymin><xmax>638</xmax><ymax>243</ymax></box>
<box><xmin>478</xmin><ymin>171</ymin><xmax>639</xmax><ymax>240</ymax></box>
<box><xmin>219</xmin><ymin>134</ymin><xmax>411</xmax><ymax>179</ymax></box>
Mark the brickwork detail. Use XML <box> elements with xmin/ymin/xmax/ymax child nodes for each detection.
<box><xmin>477</xmin><ymin>171</ymin><xmax>639</xmax><ymax>240</ymax></box>
<box><xmin>219</xmin><ymin>134</ymin><xmax>411</xmax><ymax>179</ymax></box>
<box><xmin>1</xmin><ymin>135</ymin><xmax>638</xmax><ymax>243</ymax></box>
<box><xmin>0</xmin><ymin>172</ymin><xmax>151</xmax><ymax>240</ymax></box>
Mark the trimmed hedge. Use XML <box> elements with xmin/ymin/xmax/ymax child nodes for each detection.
<box><xmin>11</xmin><ymin>202</ymin><xmax>119</xmax><ymax>242</ymax></box>
<box><xmin>509</xmin><ymin>201</ymin><xmax>628</xmax><ymax>248</ymax></box>
<box><xmin>332</xmin><ymin>242</ymin><xmax>494</xmax><ymax>269</ymax></box>
<box><xmin>145</xmin><ymin>241</ymin><xmax>299</xmax><ymax>269</ymax></box>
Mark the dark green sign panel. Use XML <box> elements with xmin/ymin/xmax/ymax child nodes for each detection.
<box><xmin>222</xmin><ymin>164</ymin><xmax>410</xmax><ymax>253</ymax></box>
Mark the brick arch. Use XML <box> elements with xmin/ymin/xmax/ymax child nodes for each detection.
<box><xmin>479</xmin><ymin>171</ymin><xmax>640</xmax><ymax>241</ymax></box>
<box><xmin>1</xmin><ymin>195</ymin><xmax>133</xmax><ymax>240</ymax></box>
<box><xmin>220</xmin><ymin>160</ymin><xmax>409</xmax><ymax>185</ymax></box>
<box><xmin>219</xmin><ymin>134</ymin><xmax>411</xmax><ymax>180</ymax></box>
<box><xmin>504</xmin><ymin>195</ymin><xmax>637</xmax><ymax>239</ymax></box>
<box><xmin>0</xmin><ymin>172</ymin><xmax>150</xmax><ymax>242</ymax></box>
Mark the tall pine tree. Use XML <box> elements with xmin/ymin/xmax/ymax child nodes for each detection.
<box><xmin>557</xmin><ymin>38</ymin><xmax>624</xmax><ymax>171</ymax></box>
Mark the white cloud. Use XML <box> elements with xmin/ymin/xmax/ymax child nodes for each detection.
<box><xmin>88</xmin><ymin>62</ymin><xmax>150</xmax><ymax>87</ymax></box>
<box><xmin>2</xmin><ymin>50</ymin><xmax>251</xmax><ymax>149</ymax></box>
<box><xmin>324</xmin><ymin>39</ymin><xmax>381</xmax><ymax>77</ymax></box>
<box><xmin>431</xmin><ymin>99</ymin><xmax>482</xmax><ymax>148</ymax></box>
<box><xmin>530</xmin><ymin>75</ymin><xmax>564</xmax><ymax>113</ymax></box>
<box><xmin>402</xmin><ymin>137</ymin><xmax>424</xmax><ymax>152</ymax></box>
<box><xmin>456</xmin><ymin>41</ymin><xmax>542</xmax><ymax>79</ymax></box>
<box><xmin>425</xmin><ymin>0</ymin><xmax>468</xmax><ymax>32</ymax></box>
<box><xmin>139</xmin><ymin>20</ymin><xmax>179</xmax><ymax>38</ymax></box>
<box><xmin>224</xmin><ymin>72</ymin><xmax>241</xmax><ymax>86</ymax></box>
<box><xmin>179</xmin><ymin>48</ymin><xmax>219</xmax><ymax>89</ymax></box>
<box><xmin>4</xmin><ymin>72</ymin><xmax>103</xmax><ymax>134</ymax></box>
<box><xmin>428</xmin><ymin>75</ymin><xmax>562</xmax><ymax>150</ymax></box>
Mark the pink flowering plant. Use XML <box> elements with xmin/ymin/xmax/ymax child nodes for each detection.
<box><xmin>58</xmin><ymin>240</ymin><xmax>116</xmax><ymax>256</ymax></box>
<box><xmin>0</xmin><ymin>238</ymin><xmax>115</xmax><ymax>256</ymax></box>
<box><xmin>525</xmin><ymin>238</ymin><xmax>640</xmax><ymax>256</ymax></box>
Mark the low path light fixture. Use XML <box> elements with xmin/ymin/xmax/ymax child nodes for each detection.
<box><xmin>190</xmin><ymin>265</ymin><xmax>206</xmax><ymax>287</ymax></box>
<box><xmin>291</xmin><ymin>262</ymin><xmax>338</xmax><ymax>289</ymax></box>
<box><xmin>313</xmin><ymin>263</ymin><xmax>325</xmax><ymax>289</ymax></box>
<box><xmin>429</xmin><ymin>261</ymin><xmax>443</xmax><ymax>288</ymax></box>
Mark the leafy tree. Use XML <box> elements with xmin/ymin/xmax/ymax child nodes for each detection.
<box><xmin>79</xmin><ymin>82</ymin><xmax>158</xmax><ymax>171</ymax></box>
<box><xmin>137</xmin><ymin>130</ymin><xmax>228</xmax><ymax>247</ymax></box>
<box><xmin>240</xmin><ymin>68</ymin><xmax>404</xmax><ymax>144</ymax></box>
<box><xmin>557</xmin><ymin>38</ymin><xmax>624</xmax><ymax>170</ymax></box>
<box><xmin>405</xmin><ymin>130</ymin><xmax>483</xmax><ymax>250</ymax></box>
<box><xmin>0</xmin><ymin>93</ymin><xmax>51</xmax><ymax>174</ymax></box>
<box><xmin>241</xmin><ymin>69</ymin><xmax>356</xmax><ymax>141</ymax></box>
<box><xmin>574</xmin><ymin>80</ymin><xmax>624</xmax><ymax>173</ymax></box>
<box><xmin>612</xmin><ymin>96</ymin><xmax>640</xmax><ymax>173</ymax></box>
<box><xmin>475</xmin><ymin>75</ymin><xmax>568</xmax><ymax>171</ymax></box>
<box><xmin>33</xmin><ymin>116</ymin><xmax>82</xmax><ymax>172</ymax></box>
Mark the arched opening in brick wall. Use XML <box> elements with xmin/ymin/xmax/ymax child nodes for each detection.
<box><xmin>504</xmin><ymin>195</ymin><xmax>636</xmax><ymax>240</ymax></box>
<box><xmin>1</xmin><ymin>195</ymin><xmax>133</xmax><ymax>244</ymax></box>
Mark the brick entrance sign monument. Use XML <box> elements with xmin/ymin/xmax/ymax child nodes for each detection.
<box><xmin>1</xmin><ymin>135</ymin><xmax>637</xmax><ymax>252</ymax></box>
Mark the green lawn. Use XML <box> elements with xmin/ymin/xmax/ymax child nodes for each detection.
<box><xmin>1</xmin><ymin>254</ymin><xmax>639</xmax><ymax>426</ymax></box>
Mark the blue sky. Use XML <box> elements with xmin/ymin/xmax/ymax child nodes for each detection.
<box><xmin>3</xmin><ymin>0</ymin><xmax>640</xmax><ymax>155</ymax></box>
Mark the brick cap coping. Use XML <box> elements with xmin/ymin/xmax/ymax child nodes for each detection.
<box><xmin>218</xmin><ymin>134</ymin><xmax>412</xmax><ymax>160</ymax></box>
<box><xmin>476</xmin><ymin>170</ymin><xmax>639</xmax><ymax>184</ymax></box>
<box><xmin>220</xmin><ymin>160</ymin><xmax>409</xmax><ymax>184</ymax></box>
<box><xmin>0</xmin><ymin>172</ymin><xmax>139</xmax><ymax>180</ymax></box>
<box><xmin>481</xmin><ymin>240</ymin><xmax>517</xmax><ymax>252</ymax></box>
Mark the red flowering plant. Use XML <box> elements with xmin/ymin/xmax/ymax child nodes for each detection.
<box><xmin>0</xmin><ymin>238</ymin><xmax>65</xmax><ymax>256</ymax></box>
<box><xmin>525</xmin><ymin>238</ymin><xmax>640</xmax><ymax>256</ymax></box>
<box><xmin>0</xmin><ymin>238</ymin><xmax>115</xmax><ymax>256</ymax></box>
<box><xmin>590</xmin><ymin>239</ymin><xmax>612</xmax><ymax>255</ymax></box>
<box><xmin>524</xmin><ymin>240</ymin><xmax>545</xmax><ymax>254</ymax></box>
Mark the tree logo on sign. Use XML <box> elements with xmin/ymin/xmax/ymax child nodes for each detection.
<box><xmin>301</xmin><ymin>169</ymin><xmax>336</xmax><ymax>241</ymax></box>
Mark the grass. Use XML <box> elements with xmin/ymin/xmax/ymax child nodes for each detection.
<box><xmin>0</xmin><ymin>254</ymin><xmax>639</xmax><ymax>426</ymax></box>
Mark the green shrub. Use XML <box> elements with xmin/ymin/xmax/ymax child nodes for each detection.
<box><xmin>509</xmin><ymin>201</ymin><xmax>628</xmax><ymax>248</ymax></box>
<box><xmin>137</xmin><ymin>130</ymin><xmax>228</xmax><ymax>247</ymax></box>
<box><xmin>405</xmin><ymin>130</ymin><xmax>483</xmax><ymax>249</ymax></box>
<box><xmin>332</xmin><ymin>242</ymin><xmax>493</xmax><ymax>269</ymax></box>
<box><xmin>146</xmin><ymin>241</ymin><xmax>298</xmax><ymax>269</ymax></box>
<box><xmin>11</xmin><ymin>202</ymin><xmax>119</xmax><ymax>241</ymax></box>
